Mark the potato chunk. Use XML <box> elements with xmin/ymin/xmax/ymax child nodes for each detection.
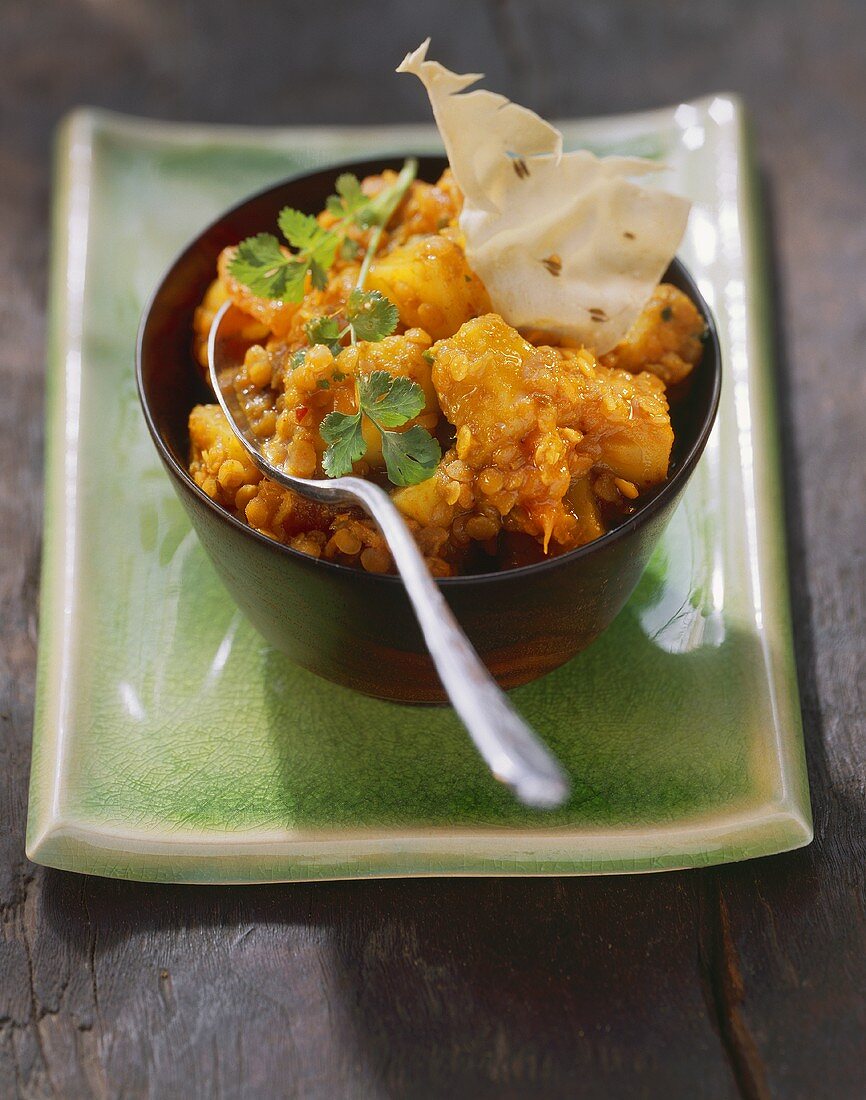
<box><xmin>188</xmin><ymin>403</ymin><xmax>261</xmax><ymax>509</ymax></box>
<box><xmin>600</xmin><ymin>283</ymin><xmax>706</xmax><ymax>385</ymax></box>
<box><xmin>367</xmin><ymin>235</ymin><xmax>491</xmax><ymax>341</ymax></box>
<box><xmin>429</xmin><ymin>314</ymin><xmax>673</xmax><ymax>549</ymax></box>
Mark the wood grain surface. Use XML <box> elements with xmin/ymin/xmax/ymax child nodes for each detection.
<box><xmin>1</xmin><ymin>1</ymin><xmax>864</xmax><ymax>1096</ymax></box>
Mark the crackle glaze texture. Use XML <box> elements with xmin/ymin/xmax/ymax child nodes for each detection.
<box><xmin>27</xmin><ymin>101</ymin><xmax>810</xmax><ymax>881</ymax></box>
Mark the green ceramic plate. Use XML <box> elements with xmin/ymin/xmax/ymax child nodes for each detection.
<box><xmin>27</xmin><ymin>100</ymin><xmax>811</xmax><ymax>882</ymax></box>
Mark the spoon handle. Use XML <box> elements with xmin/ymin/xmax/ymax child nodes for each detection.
<box><xmin>344</xmin><ymin>478</ymin><xmax>570</xmax><ymax>810</ymax></box>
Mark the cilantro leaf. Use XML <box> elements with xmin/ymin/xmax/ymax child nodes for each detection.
<box><xmin>346</xmin><ymin>289</ymin><xmax>399</xmax><ymax>342</ymax></box>
<box><xmin>326</xmin><ymin>173</ymin><xmax>379</xmax><ymax>228</ymax></box>
<box><xmin>358</xmin><ymin>370</ymin><xmax>425</xmax><ymax>428</ymax></box>
<box><xmin>277</xmin><ymin>207</ymin><xmax>339</xmax><ymax>270</ymax></box>
<box><xmin>277</xmin><ymin>207</ymin><xmax>319</xmax><ymax>247</ymax></box>
<box><xmin>334</xmin><ymin>173</ymin><xmax>365</xmax><ymax>212</ymax></box>
<box><xmin>227</xmin><ymin>234</ymin><xmax>307</xmax><ymax>301</ymax></box>
<box><xmin>305</xmin><ymin>315</ymin><xmax>344</xmax><ymax>355</ymax></box>
<box><xmin>320</xmin><ymin>411</ymin><xmax>366</xmax><ymax>478</ymax></box>
<box><xmin>380</xmin><ymin>425</ymin><xmax>441</xmax><ymax>486</ymax></box>
<box><xmin>230</xmin><ymin>160</ymin><xmax>417</xmax><ymax>302</ymax></box>
<box><xmin>309</xmin><ymin>260</ymin><xmax>329</xmax><ymax>290</ymax></box>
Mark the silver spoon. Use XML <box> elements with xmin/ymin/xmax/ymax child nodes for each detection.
<box><xmin>208</xmin><ymin>301</ymin><xmax>570</xmax><ymax>809</ymax></box>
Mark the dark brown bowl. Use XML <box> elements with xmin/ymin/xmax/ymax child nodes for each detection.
<box><xmin>137</xmin><ymin>156</ymin><xmax>721</xmax><ymax>703</ymax></box>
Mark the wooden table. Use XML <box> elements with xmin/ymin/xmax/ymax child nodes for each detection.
<box><xmin>2</xmin><ymin>2</ymin><xmax>864</xmax><ymax>1095</ymax></box>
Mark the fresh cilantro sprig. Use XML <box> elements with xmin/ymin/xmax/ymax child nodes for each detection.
<box><xmin>308</xmin><ymin>294</ymin><xmax>439</xmax><ymax>484</ymax></box>
<box><xmin>227</xmin><ymin>159</ymin><xmax>417</xmax><ymax>303</ymax></box>
<box><xmin>319</xmin><ymin>370</ymin><xmax>441</xmax><ymax>485</ymax></box>
<box><xmin>228</xmin><ymin>157</ymin><xmax>437</xmax><ymax>486</ymax></box>
<box><xmin>303</xmin><ymin>289</ymin><xmax>400</xmax><ymax>357</ymax></box>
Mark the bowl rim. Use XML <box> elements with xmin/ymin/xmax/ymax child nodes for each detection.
<box><xmin>136</xmin><ymin>154</ymin><xmax>722</xmax><ymax>589</ymax></box>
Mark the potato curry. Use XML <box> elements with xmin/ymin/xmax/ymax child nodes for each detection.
<box><xmin>188</xmin><ymin>164</ymin><xmax>706</xmax><ymax>576</ymax></box>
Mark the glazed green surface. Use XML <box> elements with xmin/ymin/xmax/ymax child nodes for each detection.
<box><xmin>27</xmin><ymin>105</ymin><xmax>811</xmax><ymax>879</ymax></box>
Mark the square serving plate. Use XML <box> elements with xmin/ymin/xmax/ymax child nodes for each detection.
<box><xmin>26</xmin><ymin>99</ymin><xmax>811</xmax><ymax>882</ymax></box>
